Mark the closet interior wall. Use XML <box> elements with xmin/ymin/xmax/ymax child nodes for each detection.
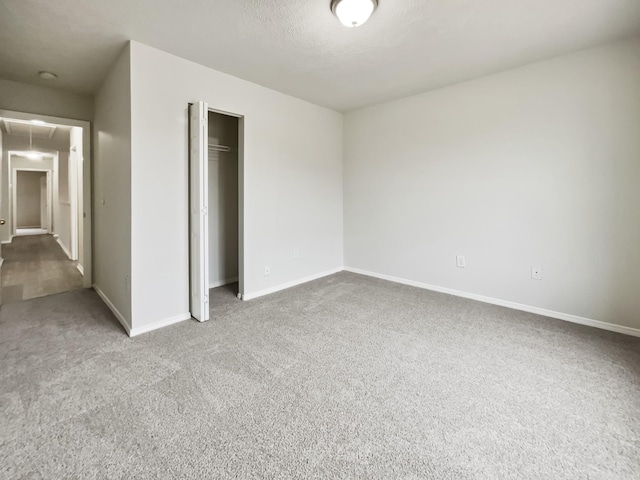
<box><xmin>208</xmin><ymin>111</ymin><xmax>239</xmax><ymax>289</ymax></box>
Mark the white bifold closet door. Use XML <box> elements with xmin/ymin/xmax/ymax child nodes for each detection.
<box><xmin>189</xmin><ymin>101</ymin><xmax>210</xmax><ymax>322</ymax></box>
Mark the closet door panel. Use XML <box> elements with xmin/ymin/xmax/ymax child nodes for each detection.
<box><xmin>189</xmin><ymin>101</ymin><xmax>210</xmax><ymax>322</ymax></box>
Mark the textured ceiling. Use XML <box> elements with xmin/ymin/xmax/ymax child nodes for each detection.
<box><xmin>1</xmin><ymin>0</ymin><xmax>640</xmax><ymax>111</ymax></box>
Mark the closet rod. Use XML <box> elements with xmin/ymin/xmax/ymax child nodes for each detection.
<box><xmin>208</xmin><ymin>145</ymin><xmax>232</xmax><ymax>152</ymax></box>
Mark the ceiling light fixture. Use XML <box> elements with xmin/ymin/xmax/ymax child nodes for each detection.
<box><xmin>39</xmin><ymin>71</ymin><xmax>58</xmax><ymax>80</ymax></box>
<box><xmin>331</xmin><ymin>0</ymin><xmax>378</xmax><ymax>28</ymax></box>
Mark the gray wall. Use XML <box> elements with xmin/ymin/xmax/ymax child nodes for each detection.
<box><xmin>0</xmin><ymin>78</ymin><xmax>93</xmax><ymax>121</ymax></box>
<box><xmin>93</xmin><ymin>44</ymin><xmax>132</xmax><ymax>326</ymax></box>
<box><xmin>16</xmin><ymin>171</ymin><xmax>45</xmax><ymax>228</ymax></box>
<box><xmin>344</xmin><ymin>37</ymin><xmax>640</xmax><ymax>331</ymax></box>
<box><xmin>129</xmin><ymin>41</ymin><xmax>343</xmax><ymax>330</ymax></box>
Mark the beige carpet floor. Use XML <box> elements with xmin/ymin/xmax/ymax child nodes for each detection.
<box><xmin>1</xmin><ymin>272</ymin><xmax>639</xmax><ymax>479</ymax></box>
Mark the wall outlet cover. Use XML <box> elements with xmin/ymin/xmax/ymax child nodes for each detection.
<box><xmin>531</xmin><ymin>266</ymin><xmax>542</xmax><ymax>280</ymax></box>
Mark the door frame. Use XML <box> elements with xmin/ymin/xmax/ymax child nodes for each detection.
<box><xmin>188</xmin><ymin>102</ymin><xmax>246</xmax><ymax>321</ymax></box>
<box><xmin>12</xmin><ymin>167</ymin><xmax>52</xmax><ymax>233</ymax></box>
<box><xmin>69</xmin><ymin>141</ymin><xmax>81</xmax><ymax>261</ymax></box>
<box><xmin>207</xmin><ymin>106</ymin><xmax>245</xmax><ymax>298</ymax></box>
<box><xmin>0</xmin><ymin>109</ymin><xmax>93</xmax><ymax>288</ymax></box>
<box><xmin>7</xmin><ymin>151</ymin><xmax>58</xmax><ymax>236</ymax></box>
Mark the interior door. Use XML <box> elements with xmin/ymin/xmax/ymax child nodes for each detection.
<box><xmin>189</xmin><ymin>101</ymin><xmax>210</xmax><ymax>322</ymax></box>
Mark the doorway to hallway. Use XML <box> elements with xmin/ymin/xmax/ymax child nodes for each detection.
<box><xmin>0</xmin><ymin>110</ymin><xmax>92</xmax><ymax>306</ymax></box>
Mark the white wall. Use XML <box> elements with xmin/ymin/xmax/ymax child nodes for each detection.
<box><xmin>93</xmin><ymin>45</ymin><xmax>132</xmax><ymax>326</ymax></box>
<box><xmin>15</xmin><ymin>171</ymin><xmax>45</xmax><ymax>228</ymax></box>
<box><xmin>129</xmin><ymin>41</ymin><xmax>343</xmax><ymax>330</ymax></box>
<box><xmin>344</xmin><ymin>37</ymin><xmax>640</xmax><ymax>331</ymax></box>
<box><xmin>0</xmin><ymin>78</ymin><xmax>93</xmax><ymax>122</ymax></box>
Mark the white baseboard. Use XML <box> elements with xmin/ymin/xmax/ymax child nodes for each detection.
<box><xmin>344</xmin><ymin>267</ymin><xmax>640</xmax><ymax>338</ymax></box>
<box><xmin>1</xmin><ymin>235</ymin><xmax>15</xmax><ymax>245</ymax></box>
<box><xmin>93</xmin><ymin>284</ymin><xmax>189</xmax><ymax>337</ymax></box>
<box><xmin>56</xmin><ymin>237</ymin><xmax>72</xmax><ymax>260</ymax></box>
<box><xmin>93</xmin><ymin>284</ymin><xmax>131</xmax><ymax>336</ymax></box>
<box><xmin>209</xmin><ymin>277</ymin><xmax>238</xmax><ymax>289</ymax></box>
<box><xmin>16</xmin><ymin>228</ymin><xmax>48</xmax><ymax>236</ymax></box>
<box><xmin>77</xmin><ymin>264</ymin><xmax>84</xmax><ymax>276</ymax></box>
<box><xmin>129</xmin><ymin>313</ymin><xmax>191</xmax><ymax>337</ymax></box>
<box><xmin>242</xmin><ymin>267</ymin><xmax>344</xmax><ymax>301</ymax></box>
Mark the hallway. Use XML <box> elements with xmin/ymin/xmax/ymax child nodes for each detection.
<box><xmin>1</xmin><ymin>234</ymin><xmax>83</xmax><ymax>304</ymax></box>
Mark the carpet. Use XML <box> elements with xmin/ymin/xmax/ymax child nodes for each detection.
<box><xmin>1</xmin><ymin>272</ymin><xmax>639</xmax><ymax>479</ymax></box>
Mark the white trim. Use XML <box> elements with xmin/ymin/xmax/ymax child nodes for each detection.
<box><xmin>9</xmin><ymin>156</ymin><xmax>57</xmax><ymax>236</ymax></box>
<box><xmin>15</xmin><ymin>228</ymin><xmax>48</xmax><ymax>236</ymax></box>
<box><xmin>242</xmin><ymin>267</ymin><xmax>344</xmax><ymax>301</ymax></box>
<box><xmin>344</xmin><ymin>267</ymin><xmax>640</xmax><ymax>338</ymax></box>
<box><xmin>77</xmin><ymin>264</ymin><xmax>84</xmax><ymax>276</ymax></box>
<box><xmin>56</xmin><ymin>237</ymin><xmax>72</xmax><ymax>259</ymax></box>
<box><xmin>93</xmin><ymin>284</ymin><xmax>131</xmax><ymax>336</ymax></box>
<box><xmin>69</xmin><ymin>140</ymin><xmax>80</xmax><ymax>261</ymax></box>
<box><xmin>129</xmin><ymin>313</ymin><xmax>191</xmax><ymax>337</ymax></box>
<box><xmin>209</xmin><ymin>277</ymin><xmax>238</xmax><ymax>289</ymax></box>
<box><xmin>1</xmin><ymin>236</ymin><xmax>14</xmax><ymax>245</ymax></box>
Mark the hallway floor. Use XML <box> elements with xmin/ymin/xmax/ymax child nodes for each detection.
<box><xmin>1</xmin><ymin>234</ymin><xmax>83</xmax><ymax>304</ymax></box>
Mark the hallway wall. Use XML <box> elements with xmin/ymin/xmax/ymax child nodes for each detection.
<box><xmin>0</xmin><ymin>78</ymin><xmax>93</xmax><ymax>121</ymax></box>
<box><xmin>0</xmin><ymin>129</ymin><xmax>69</xmax><ymax>243</ymax></box>
<box><xmin>93</xmin><ymin>44</ymin><xmax>132</xmax><ymax>327</ymax></box>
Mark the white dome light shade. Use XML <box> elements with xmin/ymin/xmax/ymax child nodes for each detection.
<box><xmin>331</xmin><ymin>0</ymin><xmax>378</xmax><ymax>28</ymax></box>
<box><xmin>39</xmin><ymin>71</ymin><xmax>58</xmax><ymax>80</ymax></box>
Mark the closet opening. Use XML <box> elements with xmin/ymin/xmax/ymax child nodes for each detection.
<box><xmin>207</xmin><ymin>109</ymin><xmax>242</xmax><ymax>307</ymax></box>
<box><xmin>188</xmin><ymin>101</ymin><xmax>244</xmax><ymax>322</ymax></box>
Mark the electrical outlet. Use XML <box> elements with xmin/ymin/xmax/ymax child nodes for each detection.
<box><xmin>293</xmin><ymin>249</ymin><xmax>300</xmax><ymax>259</ymax></box>
<box><xmin>456</xmin><ymin>255</ymin><xmax>466</xmax><ymax>268</ymax></box>
<box><xmin>531</xmin><ymin>266</ymin><xmax>542</xmax><ymax>280</ymax></box>
<box><xmin>264</xmin><ymin>265</ymin><xmax>270</xmax><ymax>276</ymax></box>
